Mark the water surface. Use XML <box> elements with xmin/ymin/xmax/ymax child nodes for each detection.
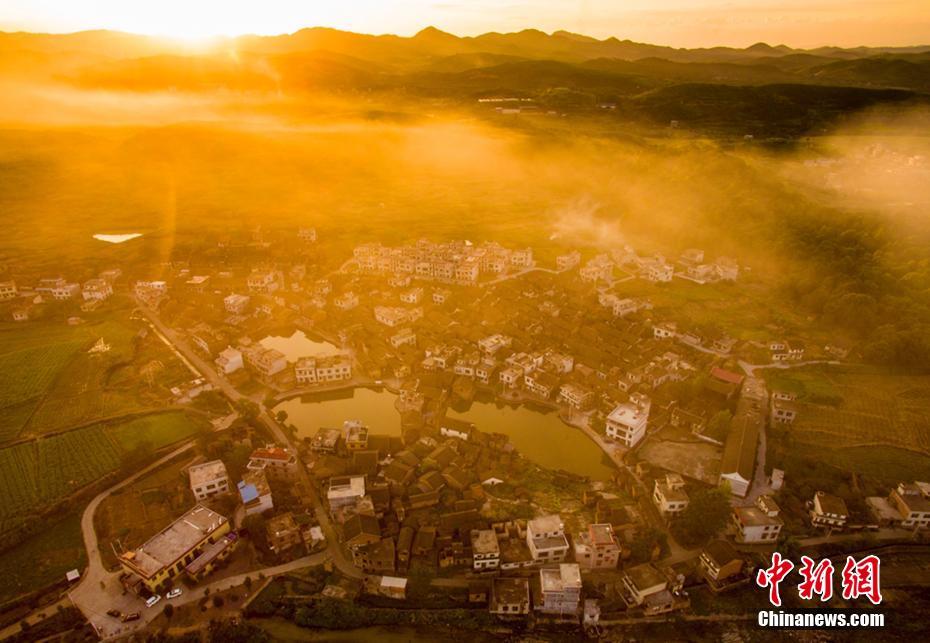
<box><xmin>261</xmin><ymin>330</ymin><xmax>340</xmax><ymax>362</ymax></box>
<box><xmin>93</xmin><ymin>233</ymin><xmax>143</xmax><ymax>244</ymax></box>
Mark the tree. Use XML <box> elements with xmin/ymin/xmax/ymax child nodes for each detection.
<box><xmin>275</xmin><ymin>410</ymin><xmax>288</xmax><ymax>424</ymax></box>
<box><xmin>163</xmin><ymin>603</ymin><xmax>174</xmax><ymax>619</ymax></box>
<box><xmin>235</xmin><ymin>399</ymin><xmax>259</xmax><ymax>422</ymax></box>
<box><xmin>674</xmin><ymin>486</ymin><xmax>732</xmax><ymax>546</ymax></box>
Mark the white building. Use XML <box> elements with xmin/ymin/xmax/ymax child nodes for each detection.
<box><xmin>82</xmin><ymin>278</ymin><xmax>113</xmax><ymax>301</ymax></box>
<box><xmin>334</xmin><ymin>292</ymin><xmax>359</xmax><ymax>310</ymax></box>
<box><xmin>224</xmin><ymin>293</ymin><xmax>251</xmax><ymax>314</ymax></box>
<box><xmin>470</xmin><ymin>528</ymin><xmax>500</xmax><ymax>571</ymax></box>
<box><xmin>189</xmin><ymin>460</ymin><xmax>230</xmax><ymax>501</ymax></box>
<box><xmin>732</xmin><ymin>495</ymin><xmax>783</xmax><ymax>544</ymax></box>
<box><xmin>37</xmin><ymin>277</ymin><xmax>80</xmax><ymax>300</ymax></box>
<box><xmin>295</xmin><ymin>354</ymin><xmax>352</xmax><ymax>385</ymax></box>
<box><xmin>0</xmin><ymin>280</ymin><xmax>17</xmax><ymax>300</ymax></box>
<box><xmin>247</xmin><ymin>270</ymin><xmax>281</xmax><ymax>294</ymax></box>
<box><xmin>538</xmin><ymin>564</ymin><xmax>582</xmax><ymax>615</ymax></box>
<box><xmin>238</xmin><ymin>469</ymin><xmax>273</xmax><ymax>517</ymax></box>
<box><xmin>215</xmin><ymin>346</ymin><xmax>244</xmax><ymax>374</ymax></box>
<box><xmin>606</xmin><ymin>395</ymin><xmax>650</xmax><ymax>448</ymax></box>
<box><xmin>653</xmin><ymin>474</ymin><xmax>689</xmax><ymax>518</ymax></box>
<box><xmin>327</xmin><ymin>475</ymin><xmax>366</xmax><ymax>510</ymax></box>
<box><xmin>526</xmin><ymin>514</ymin><xmax>569</xmax><ymax>563</ymax></box>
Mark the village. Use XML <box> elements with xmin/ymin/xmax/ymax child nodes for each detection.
<box><xmin>1</xmin><ymin>229</ymin><xmax>928</xmax><ymax>639</ymax></box>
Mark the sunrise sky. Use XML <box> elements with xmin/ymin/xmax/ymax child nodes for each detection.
<box><xmin>1</xmin><ymin>0</ymin><xmax>928</xmax><ymax>48</ymax></box>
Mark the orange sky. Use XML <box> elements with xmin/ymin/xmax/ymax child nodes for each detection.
<box><xmin>2</xmin><ymin>0</ymin><xmax>928</xmax><ymax>48</ymax></box>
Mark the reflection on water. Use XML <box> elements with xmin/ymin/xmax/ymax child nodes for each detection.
<box><xmin>277</xmin><ymin>387</ymin><xmax>401</xmax><ymax>437</ymax></box>
<box><xmin>260</xmin><ymin>330</ymin><xmax>340</xmax><ymax>362</ymax></box>
<box><xmin>448</xmin><ymin>398</ymin><xmax>615</xmax><ymax>480</ymax></box>
<box><xmin>277</xmin><ymin>387</ymin><xmax>615</xmax><ymax>480</ymax></box>
<box><xmin>93</xmin><ymin>232</ymin><xmax>143</xmax><ymax>244</ymax></box>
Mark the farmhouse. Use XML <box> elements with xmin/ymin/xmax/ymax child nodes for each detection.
<box><xmin>810</xmin><ymin>491</ymin><xmax>849</xmax><ymax>529</ymax></box>
<box><xmin>732</xmin><ymin>496</ymin><xmax>783</xmax><ymax>544</ymax></box>
<box><xmin>537</xmin><ymin>564</ymin><xmax>582</xmax><ymax>616</ymax></box>
<box><xmin>215</xmin><ymin>346</ymin><xmax>244</xmax><ymax>374</ymax></box>
<box><xmin>526</xmin><ymin>514</ymin><xmax>569</xmax><ymax>563</ymax></box>
<box><xmin>606</xmin><ymin>395</ymin><xmax>650</xmax><ymax>448</ymax></box>
<box><xmin>490</xmin><ymin>577</ymin><xmax>530</xmax><ymax>616</ymax></box>
<box><xmin>652</xmin><ymin>474</ymin><xmax>689</xmax><ymax>518</ymax></box>
<box><xmin>573</xmin><ymin>523</ymin><xmax>620</xmax><ymax>570</ymax></box>
<box><xmin>238</xmin><ymin>469</ymin><xmax>273</xmax><ymax>516</ymax></box>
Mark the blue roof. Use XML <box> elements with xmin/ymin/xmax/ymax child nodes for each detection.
<box><xmin>238</xmin><ymin>482</ymin><xmax>259</xmax><ymax>503</ymax></box>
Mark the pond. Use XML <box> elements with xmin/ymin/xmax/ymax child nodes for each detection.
<box><xmin>277</xmin><ymin>388</ymin><xmax>615</xmax><ymax>479</ymax></box>
<box><xmin>260</xmin><ymin>330</ymin><xmax>340</xmax><ymax>363</ymax></box>
<box><xmin>93</xmin><ymin>233</ymin><xmax>143</xmax><ymax>244</ymax></box>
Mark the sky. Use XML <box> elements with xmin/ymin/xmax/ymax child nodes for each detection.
<box><xmin>1</xmin><ymin>0</ymin><xmax>928</xmax><ymax>48</ymax></box>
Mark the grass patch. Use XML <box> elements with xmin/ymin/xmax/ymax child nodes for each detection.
<box><xmin>0</xmin><ymin>511</ymin><xmax>85</xmax><ymax>606</ymax></box>
<box><xmin>819</xmin><ymin>446</ymin><xmax>930</xmax><ymax>483</ymax></box>
<box><xmin>108</xmin><ymin>412</ymin><xmax>206</xmax><ymax>452</ymax></box>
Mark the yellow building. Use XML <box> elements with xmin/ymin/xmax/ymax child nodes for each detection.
<box><xmin>119</xmin><ymin>504</ymin><xmax>230</xmax><ymax>593</ymax></box>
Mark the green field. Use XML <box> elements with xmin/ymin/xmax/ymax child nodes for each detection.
<box><xmin>0</xmin><ymin>319</ymin><xmax>144</xmax><ymax>442</ymax></box>
<box><xmin>0</xmin><ymin>511</ymin><xmax>85</xmax><ymax>607</ymax></box>
<box><xmin>0</xmin><ymin>412</ymin><xmax>206</xmax><ymax>533</ymax></box>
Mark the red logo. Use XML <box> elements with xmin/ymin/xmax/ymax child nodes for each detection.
<box><xmin>756</xmin><ymin>552</ymin><xmax>883</xmax><ymax>606</ymax></box>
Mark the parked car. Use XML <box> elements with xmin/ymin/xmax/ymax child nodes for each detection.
<box><xmin>106</xmin><ymin>609</ymin><xmax>121</xmax><ymax>618</ymax></box>
<box><xmin>145</xmin><ymin>594</ymin><xmax>161</xmax><ymax>608</ymax></box>
<box><xmin>121</xmin><ymin>613</ymin><xmax>140</xmax><ymax>622</ymax></box>
<box><xmin>166</xmin><ymin>588</ymin><xmax>182</xmax><ymax>599</ymax></box>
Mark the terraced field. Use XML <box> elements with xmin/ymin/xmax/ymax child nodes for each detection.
<box><xmin>0</xmin><ymin>412</ymin><xmax>205</xmax><ymax>533</ymax></box>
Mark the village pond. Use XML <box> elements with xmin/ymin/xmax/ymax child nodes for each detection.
<box><xmin>276</xmin><ymin>388</ymin><xmax>616</xmax><ymax>480</ymax></box>
<box><xmin>260</xmin><ymin>330</ymin><xmax>341</xmax><ymax>362</ymax></box>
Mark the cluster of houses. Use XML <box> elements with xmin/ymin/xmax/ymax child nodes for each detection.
<box><xmin>353</xmin><ymin>240</ymin><xmax>534</xmax><ymax>285</ymax></box>
<box><xmin>578</xmin><ymin>246</ymin><xmax>738</xmax><ymax>286</ymax></box>
<box><xmin>0</xmin><ymin>270</ymin><xmax>123</xmax><ymax>320</ymax></box>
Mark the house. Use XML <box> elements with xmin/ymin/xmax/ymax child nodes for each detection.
<box><xmin>526</xmin><ymin>514</ymin><xmax>569</xmax><ymax>563</ymax></box>
<box><xmin>223</xmin><ymin>293</ymin><xmax>251</xmax><ymax>314</ymax></box>
<box><xmin>558</xmin><ymin>383</ymin><xmax>594</xmax><ymax>410</ymax></box>
<box><xmin>215</xmin><ymin>346</ymin><xmax>244</xmax><ymax>374</ymax></box>
<box><xmin>298</xmin><ymin>227</ymin><xmax>317</xmax><ymax>243</ymax></box>
<box><xmin>470</xmin><ymin>529</ymin><xmax>500</xmax><ymax>570</ymax></box>
<box><xmin>537</xmin><ymin>564</ymin><xmax>582</xmax><ymax>616</ymax></box>
<box><xmin>652</xmin><ymin>474</ymin><xmax>689</xmax><ymax>519</ymax></box>
<box><xmin>653</xmin><ymin>321</ymin><xmax>677</xmax><ymax>339</ymax></box>
<box><xmin>0</xmin><ymin>280</ymin><xmax>17</xmax><ymax>300</ymax></box>
<box><xmin>719</xmin><ymin>415</ymin><xmax>760</xmax><ymax>497</ymax></box>
<box><xmin>524</xmin><ymin>371</ymin><xmax>559</xmax><ymax>399</ymax></box>
<box><xmin>334</xmin><ymin>292</ymin><xmax>359</xmax><ymax>310</ymax></box>
<box><xmin>295</xmin><ymin>354</ymin><xmax>352</xmax><ymax>384</ymax></box>
<box><xmin>247</xmin><ymin>447</ymin><xmax>298</xmax><ymax>478</ymax></box>
<box><xmin>888</xmin><ymin>482</ymin><xmax>930</xmax><ymax>529</ymax></box>
<box><xmin>188</xmin><ymin>460</ymin><xmax>229</xmax><ymax>501</ymax></box>
<box><xmin>354</xmin><ymin>537</ymin><xmax>396</xmax><ymax>573</ymax></box>
<box><xmin>327</xmin><ymin>475</ymin><xmax>366</xmax><ymax>510</ymax></box>
<box><xmin>37</xmin><ymin>277</ymin><xmax>80</xmax><ymax>300</ymax></box>
<box><xmin>490</xmin><ymin>577</ymin><xmax>530</xmax><ymax>616</ymax></box>
<box><xmin>247</xmin><ymin>270</ymin><xmax>281</xmax><ymax>294</ymax></box>
<box><xmin>390</xmin><ymin>328</ymin><xmax>416</xmax><ymax>349</ymax></box>
<box><xmin>556</xmin><ymin>250</ymin><xmax>581</xmax><ymax>270</ymax></box>
<box><xmin>439</xmin><ymin>417</ymin><xmax>473</xmax><ymax>441</ymax></box>
<box><xmin>243</xmin><ymin>345</ymin><xmax>287</xmax><ymax>380</ymax></box>
<box><xmin>82</xmin><ymin>278</ymin><xmax>113</xmax><ymax>301</ymax></box>
<box><xmin>379</xmin><ymin>576</ymin><xmax>407</xmax><ymax>599</ymax></box>
<box><xmin>699</xmin><ymin>540</ymin><xmax>744</xmax><ymax>590</ymax></box>
<box><xmin>343</xmin><ymin>514</ymin><xmax>382</xmax><ymax>550</ymax></box>
<box><xmin>810</xmin><ymin>491</ymin><xmax>849</xmax><ymax>529</ymax></box>
<box><xmin>238</xmin><ymin>469</ymin><xmax>273</xmax><ymax>516</ymax></box>
<box><xmin>310</xmin><ymin>427</ymin><xmax>342</xmax><ymax>454</ymax></box>
<box><xmin>771</xmin><ymin>399</ymin><xmax>797</xmax><ymax>424</ymax></box>
<box><xmin>119</xmin><ymin>505</ymin><xmax>230</xmax><ymax>593</ymax></box>
<box><xmin>432</xmin><ymin>289</ymin><xmax>451</xmax><ymax>304</ymax></box>
<box><xmin>605</xmin><ymin>395</ymin><xmax>650</xmax><ymax>448</ymax></box>
<box><xmin>400</xmin><ymin>287</ymin><xmax>423</xmax><ymax>304</ymax></box>
<box><xmin>573</xmin><ymin>523</ymin><xmax>620</xmax><ymax>570</ymax></box>
<box><xmin>732</xmin><ymin>496</ymin><xmax>783</xmax><ymax>544</ymax></box>
<box><xmin>413</xmin><ymin>526</ymin><xmax>437</xmax><ymax>557</ymax></box>
<box><xmin>266</xmin><ymin>512</ymin><xmax>304</xmax><ymax>555</ymax></box>
<box><xmin>620</xmin><ymin>563</ymin><xmax>667</xmax><ymax>606</ymax></box>
<box><xmin>343</xmin><ymin>421</ymin><xmax>370</xmax><ymax>451</ymax></box>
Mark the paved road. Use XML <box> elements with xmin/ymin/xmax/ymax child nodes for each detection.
<box><xmin>137</xmin><ymin>305</ymin><xmax>362</xmax><ymax>581</ymax></box>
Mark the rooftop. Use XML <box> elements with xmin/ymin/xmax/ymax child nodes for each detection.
<box><xmin>471</xmin><ymin>529</ymin><xmax>500</xmax><ymax>556</ymax></box>
<box><xmin>120</xmin><ymin>505</ymin><xmax>228</xmax><ymax>579</ymax></box>
<box><xmin>734</xmin><ymin>506</ymin><xmax>783</xmax><ymax>527</ymax></box>
<box><xmin>188</xmin><ymin>460</ymin><xmax>227</xmax><ymax>487</ymax></box>
<box><xmin>541</xmin><ymin>564</ymin><xmax>582</xmax><ymax>593</ymax></box>
<box><xmin>624</xmin><ymin>563</ymin><xmax>667</xmax><ymax>591</ymax></box>
<box><xmin>528</xmin><ymin>514</ymin><xmax>564</xmax><ymax>536</ymax></box>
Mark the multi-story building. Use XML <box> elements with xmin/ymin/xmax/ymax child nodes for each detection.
<box><xmin>888</xmin><ymin>482</ymin><xmax>930</xmax><ymax>529</ymax></box>
<box><xmin>490</xmin><ymin>577</ymin><xmax>530</xmax><ymax>616</ymax></box>
<box><xmin>295</xmin><ymin>354</ymin><xmax>352</xmax><ymax>385</ymax></box>
<box><xmin>732</xmin><ymin>495</ymin><xmax>783</xmax><ymax>544</ymax></box>
<box><xmin>215</xmin><ymin>346</ymin><xmax>244</xmax><ymax>374</ymax></box>
<box><xmin>266</xmin><ymin>512</ymin><xmax>304</xmax><ymax>555</ymax></box>
<box><xmin>558</xmin><ymin>383</ymin><xmax>593</xmax><ymax>410</ymax></box>
<box><xmin>652</xmin><ymin>474</ymin><xmax>689</xmax><ymax>519</ymax></box>
<box><xmin>119</xmin><ymin>504</ymin><xmax>230</xmax><ymax>593</ymax></box>
<box><xmin>810</xmin><ymin>491</ymin><xmax>849</xmax><ymax>529</ymax></box>
<box><xmin>188</xmin><ymin>460</ymin><xmax>229</xmax><ymax>501</ymax></box>
<box><xmin>538</xmin><ymin>564</ymin><xmax>582</xmax><ymax>615</ymax></box>
<box><xmin>470</xmin><ymin>528</ymin><xmax>500</xmax><ymax>571</ymax></box>
<box><xmin>606</xmin><ymin>395</ymin><xmax>650</xmax><ymax>448</ymax></box>
<box><xmin>327</xmin><ymin>475</ymin><xmax>366</xmax><ymax>511</ymax></box>
<box><xmin>247</xmin><ymin>270</ymin><xmax>281</xmax><ymax>294</ymax></box>
<box><xmin>390</xmin><ymin>328</ymin><xmax>416</xmax><ymax>349</ymax></box>
<box><xmin>698</xmin><ymin>539</ymin><xmax>744</xmax><ymax>586</ymax></box>
<box><xmin>573</xmin><ymin>523</ymin><xmax>621</xmax><ymax>570</ymax></box>
<box><xmin>0</xmin><ymin>280</ymin><xmax>17</xmax><ymax>300</ymax></box>
<box><xmin>223</xmin><ymin>293</ymin><xmax>251</xmax><ymax>314</ymax></box>
<box><xmin>620</xmin><ymin>563</ymin><xmax>668</xmax><ymax>606</ymax></box>
<box><xmin>82</xmin><ymin>278</ymin><xmax>113</xmax><ymax>301</ymax></box>
<box><xmin>556</xmin><ymin>250</ymin><xmax>581</xmax><ymax>271</ymax></box>
<box><xmin>37</xmin><ymin>277</ymin><xmax>80</xmax><ymax>300</ymax></box>
<box><xmin>526</xmin><ymin>514</ymin><xmax>569</xmax><ymax>563</ymax></box>
<box><xmin>334</xmin><ymin>291</ymin><xmax>359</xmax><ymax>310</ymax></box>
<box><xmin>243</xmin><ymin>345</ymin><xmax>287</xmax><ymax>380</ymax></box>
<box><xmin>247</xmin><ymin>446</ymin><xmax>298</xmax><ymax>479</ymax></box>
<box><xmin>238</xmin><ymin>469</ymin><xmax>273</xmax><ymax>516</ymax></box>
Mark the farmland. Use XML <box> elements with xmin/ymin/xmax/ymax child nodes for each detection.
<box><xmin>0</xmin><ymin>412</ymin><xmax>206</xmax><ymax>533</ymax></box>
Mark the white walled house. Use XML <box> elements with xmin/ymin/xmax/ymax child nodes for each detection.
<box><xmin>189</xmin><ymin>460</ymin><xmax>230</xmax><ymax>501</ymax></box>
<box><xmin>606</xmin><ymin>395</ymin><xmax>650</xmax><ymax>448</ymax></box>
